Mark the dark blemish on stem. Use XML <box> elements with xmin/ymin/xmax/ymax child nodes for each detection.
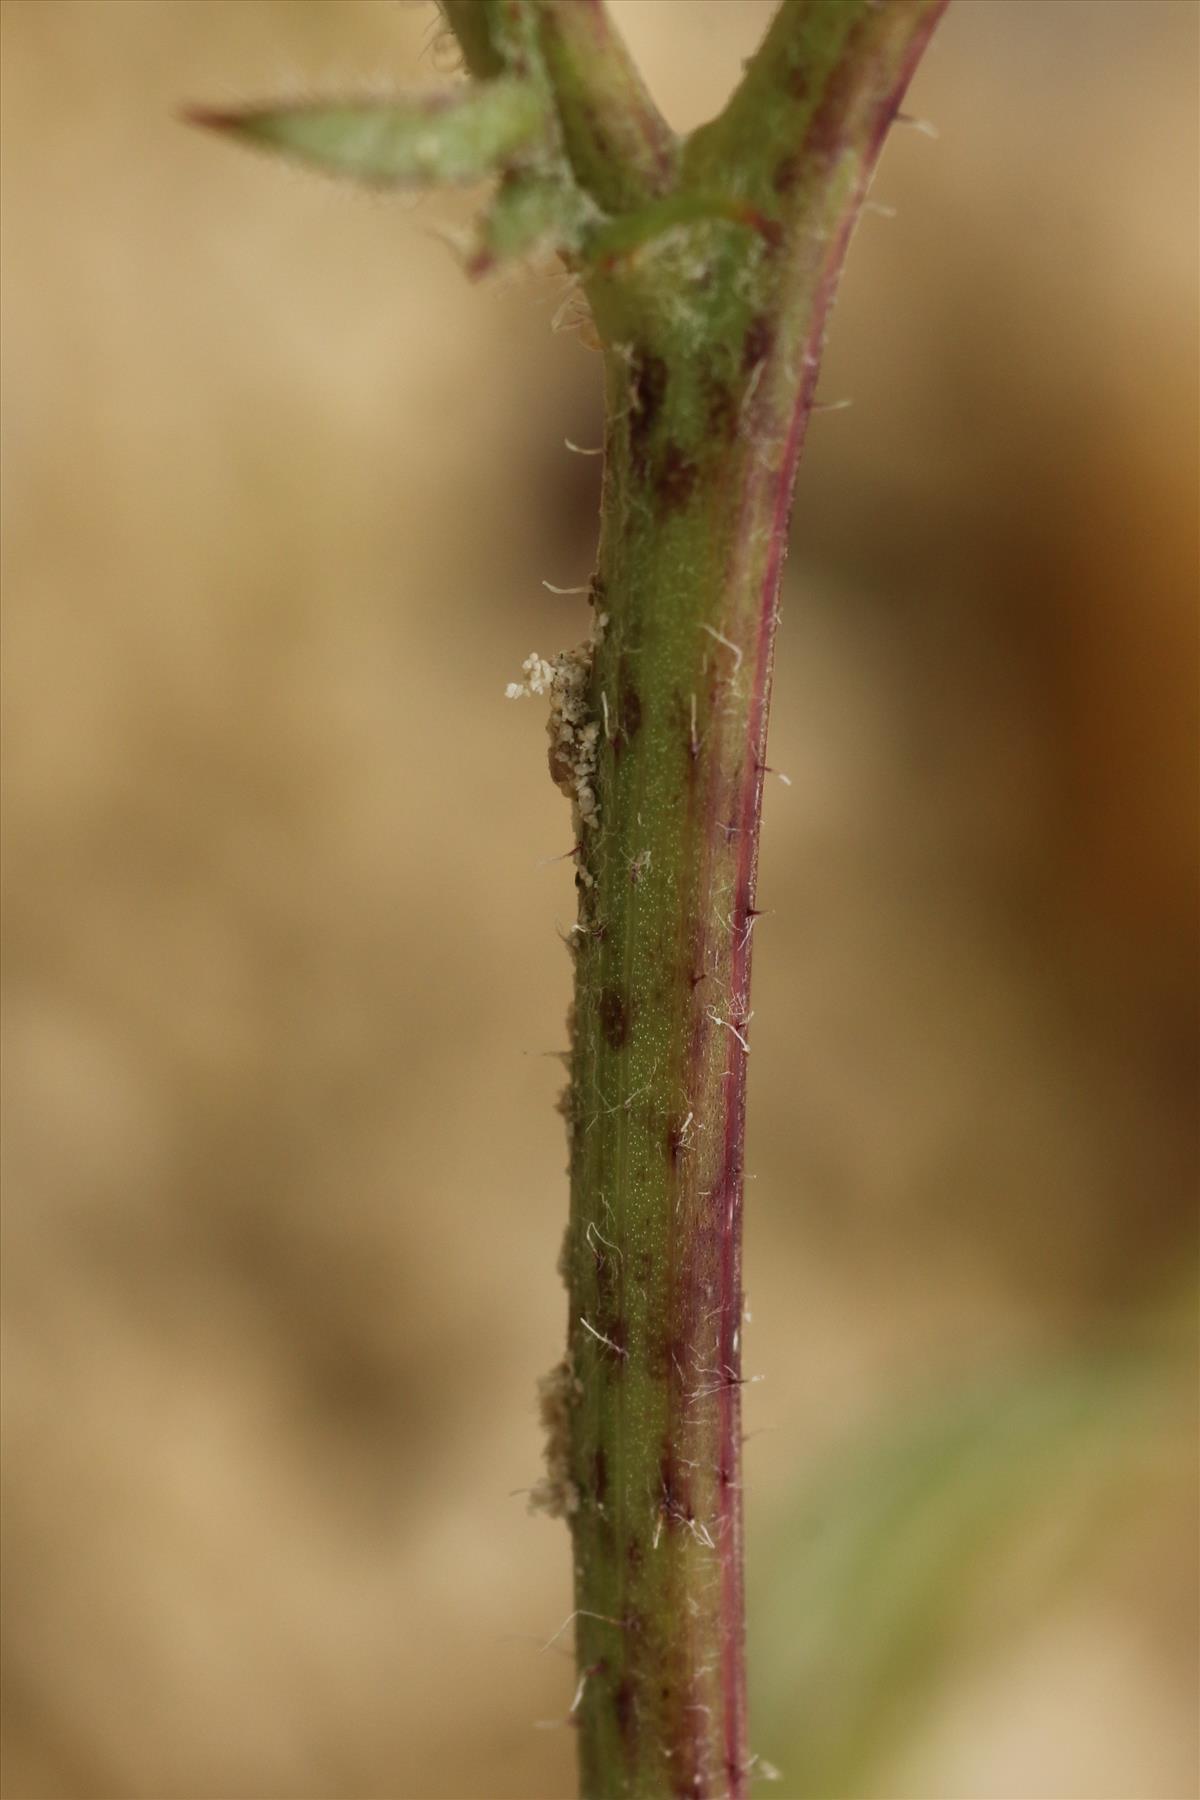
<box><xmin>613</xmin><ymin>1677</ymin><xmax>637</xmax><ymax>1750</ymax></box>
<box><xmin>803</xmin><ymin>54</ymin><xmax>856</xmax><ymax>171</ymax></box>
<box><xmin>633</xmin><ymin>349</ymin><xmax>668</xmax><ymax>419</ymax></box>
<box><xmin>619</xmin><ymin>656</ymin><xmax>642</xmax><ymax>744</ymax></box>
<box><xmin>627</xmin><ymin>1535</ymin><xmax>643</xmax><ymax>1572</ymax></box>
<box><xmin>586</xmin><ymin>109</ymin><xmax>612</xmax><ymax>168</ymax></box>
<box><xmin>772</xmin><ymin>150</ymin><xmax>801</xmax><ymax>194</ymax></box>
<box><xmin>666</xmin><ymin>1115</ymin><xmax>687</xmax><ymax>1167</ymax></box>
<box><xmin>599</xmin><ymin>987</ymin><xmax>629</xmax><ymax>1050</ymax></box>
<box><xmin>704</xmin><ymin>375</ymin><xmax>736</xmax><ymax>437</ymax></box>
<box><xmin>752</xmin><ymin>212</ymin><xmax>785</xmax><ymax>252</ymax></box>
<box><xmin>629</xmin><ymin>349</ymin><xmax>668</xmax><ymax>475</ymax></box>
<box><xmin>655</xmin><ymin>441</ymin><xmax>700</xmax><ymax>512</ymax></box>
<box><xmin>593</xmin><ymin>1239</ymin><xmax>617</xmax><ymax>1312</ymax></box>
<box><xmin>665</xmin><ymin>689</ymin><xmax>700</xmax><ymax>771</ymax></box>
<box><xmin>742</xmin><ymin>313</ymin><xmax>774</xmax><ymax>371</ymax></box>
<box><xmin>786</xmin><ymin>61</ymin><xmax>809</xmax><ymax>102</ymax></box>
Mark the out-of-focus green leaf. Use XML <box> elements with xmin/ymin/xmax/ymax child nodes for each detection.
<box><xmin>750</xmin><ymin>1345</ymin><xmax>1190</xmax><ymax>1797</ymax></box>
<box><xmin>468</xmin><ymin>172</ymin><xmax>595</xmax><ymax>276</ymax></box>
<box><xmin>185</xmin><ymin>80</ymin><xmax>549</xmax><ymax>189</ymax></box>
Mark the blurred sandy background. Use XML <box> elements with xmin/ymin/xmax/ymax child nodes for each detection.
<box><xmin>1</xmin><ymin>3</ymin><xmax>1197</xmax><ymax>1797</ymax></box>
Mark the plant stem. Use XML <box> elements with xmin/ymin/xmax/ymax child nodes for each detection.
<box><xmin>550</xmin><ymin>7</ymin><xmax>948</xmax><ymax>1796</ymax></box>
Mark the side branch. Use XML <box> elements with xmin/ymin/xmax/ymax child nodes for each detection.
<box><xmin>438</xmin><ymin>0</ymin><xmax>508</xmax><ymax>79</ymax></box>
<box><xmin>442</xmin><ymin>0</ymin><xmax>678</xmax><ymax>216</ymax></box>
<box><xmin>687</xmin><ymin>0</ymin><xmax>947</xmax><ymax>207</ymax></box>
<box><xmin>536</xmin><ymin>0</ymin><xmax>678</xmax><ymax>211</ymax></box>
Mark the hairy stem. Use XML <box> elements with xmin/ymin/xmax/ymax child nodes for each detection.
<box><xmin>535</xmin><ymin>0</ymin><xmax>678</xmax><ymax>209</ymax></box>
<box><xmin>553</xmin><ymin>6</ymin><xmax>947</xmax><ymax>1796</ymax></box>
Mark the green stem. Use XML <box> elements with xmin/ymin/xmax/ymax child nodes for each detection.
<box><xmin>535</xmin><ymin>0</ymin><xmax>678</xmax><ymax>210</ymax></box>
<box><xmin>550</xmin><ymin>6</ymin><xmax>948</xmax><ymax>1796</ymax></box>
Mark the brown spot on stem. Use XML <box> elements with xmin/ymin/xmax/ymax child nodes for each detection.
<box><xmin>629</xmin><ymin>350</ymin><xmax>667</xmax><ymax>475</ymax></box>
<box><xmin>619</xmin><ymin>656</ymin><xmax>643</xmax><ymax>744</ymax></box>
<box><xmin>655</xmin><ymin>441</ymin><xmax>699</xmax><ymax>511</ymax></box>
<box><xmin>705</xmin><ymin>375</ymin><xmax>736</xmax><ymax>437</ymax></box>
<box><xmin>742</xmin><ymin>313</ymin><xmax>774</xmax><ymax>371</ymax></box>
<box><xmin>772</xmin><ymin>150</ymin><xmax>802</xmax><ymax>194</ymax></box>
<box><xmin>599</xmin><ymin>987</ymin><xmax>629</xmax><ymax>1050</ymax></box>
<box><xmin>613</xmin><ymin>1677</ymin><xmax>637</xmax><ymax>1750</ymax></box>
<box><xmin>802</xmin><ymin>50</ymin><xmax>858</xmax><ymax>171</ymax></box>
<box><xmin>752</xmin><ymin>212</ymin><xmax>785</xmax><ymax>252</ymax></box>
<box><xmin>586</xmin><ymin>111</ymin><xmax>612</xmax><ymax>168</ymax></box>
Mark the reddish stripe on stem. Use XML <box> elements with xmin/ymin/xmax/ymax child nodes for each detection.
<box><xmin>715</xmin><ymin>18</ymin><xmax>948</xmax><ymax>1785</ymax></box>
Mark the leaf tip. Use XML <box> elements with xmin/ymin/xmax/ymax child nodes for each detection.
<box><xmin>178</xmin><ymin>101</ymin><xmax>244</xmax><ymax>135</ymax></box>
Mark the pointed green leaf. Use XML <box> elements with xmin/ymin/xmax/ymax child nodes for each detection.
<box><xmin>185</xmin><ymin>79</ymin><xmax>549</xmax><ymax>188</ymax></box>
